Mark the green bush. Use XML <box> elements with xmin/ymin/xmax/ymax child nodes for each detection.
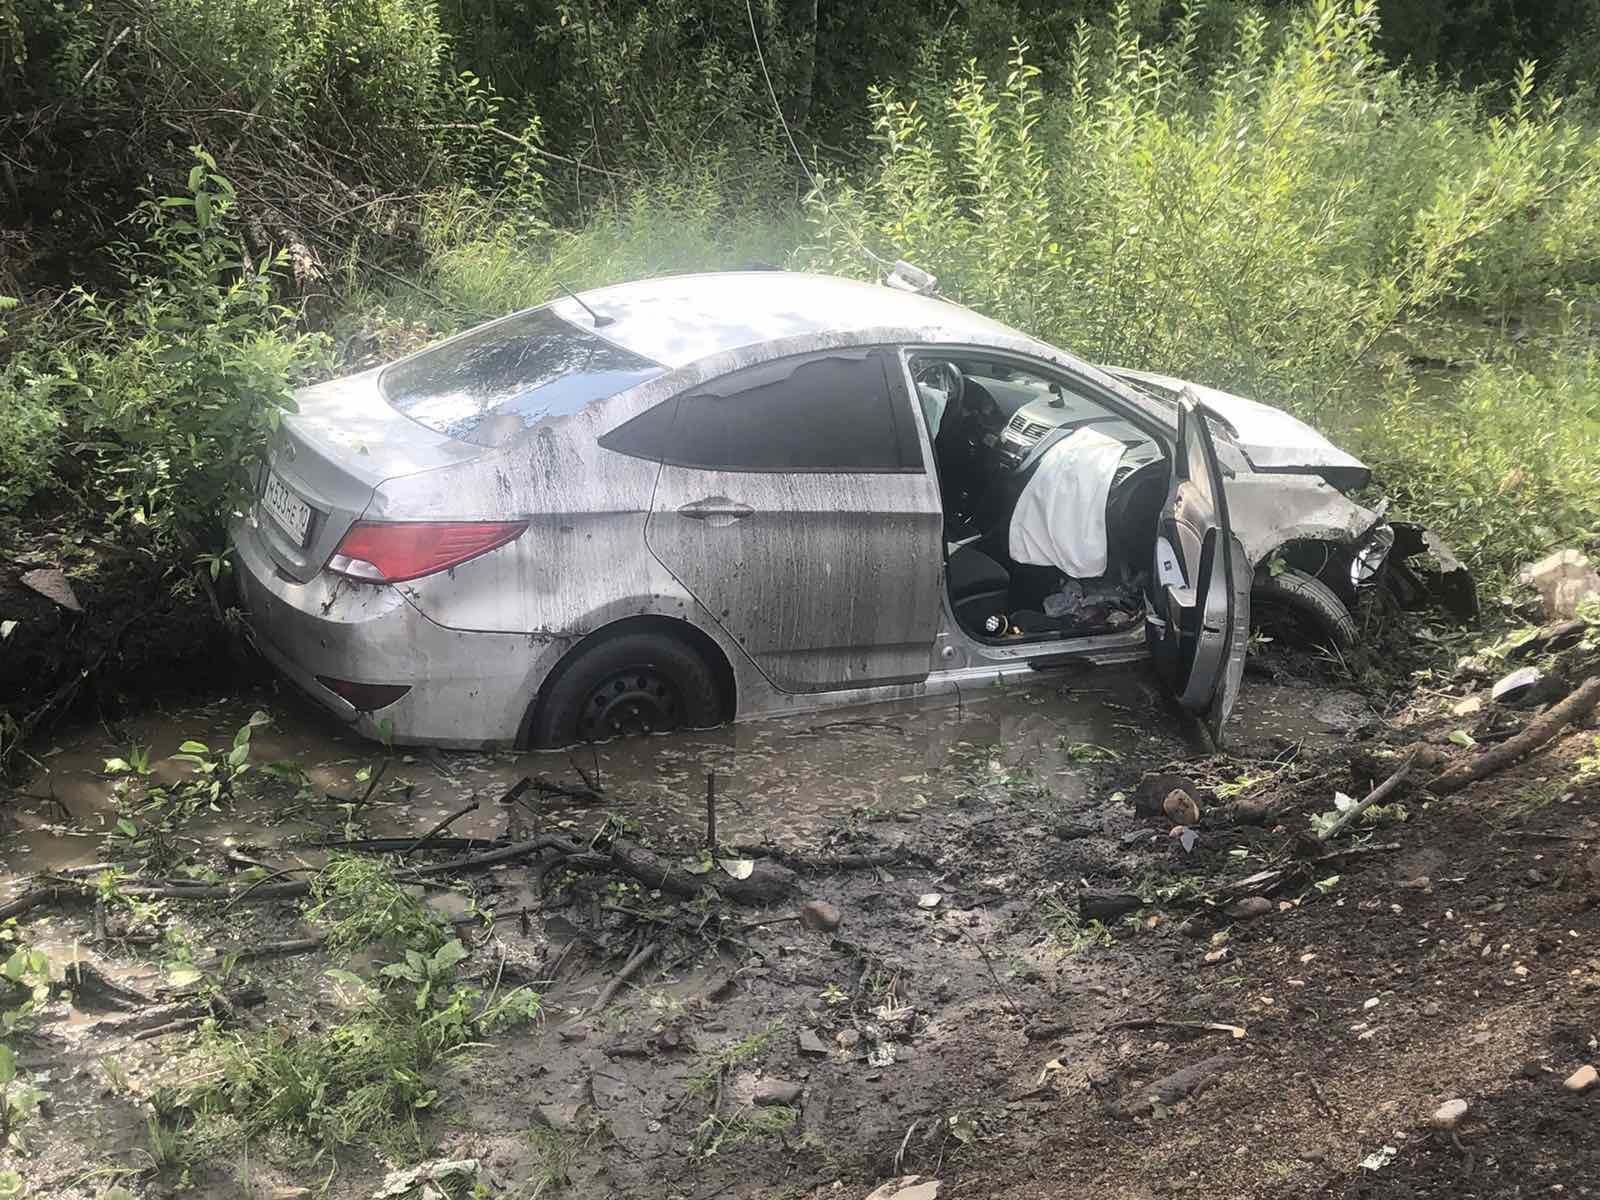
<box><xmin>1351</xmin><ymin>352</ymin><xmax>1600</xmax><ymax>578</ymax></box>
<box><xmin>15</xmin><ymin>150</ymin><xmax>326</xmax><ymax>552</ymax></box>
<box><xmin>805</xmin><ymin>1</ymin><xmax>1600</xmax><ymax>407</ymax></box>
<box><xmin>0</xmin><ymin>360</ymin><xmax>63</xmax><ymax>517</ymax></box>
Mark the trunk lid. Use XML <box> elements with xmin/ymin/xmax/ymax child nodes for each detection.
<box><xmin>253</xmin><ymin>368</ymin><xmax>483</xmax><ymax>583</ymax></box>
<box><xmin>1106</xmin><ymin>367</ymin><xmax>1370</xmax><ymax>490</ymax></box>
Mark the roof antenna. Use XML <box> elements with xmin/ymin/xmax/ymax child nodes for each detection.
<box><xmin>559</xmin><ymin>282</ymin><xmax>613</xmax><ymax>327</ymax></box>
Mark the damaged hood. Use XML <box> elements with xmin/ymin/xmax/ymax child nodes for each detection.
<box><xmin>1106</xmin><ymin>366</ymin><xmax>1370</xmax><ymax>490</ymax></box>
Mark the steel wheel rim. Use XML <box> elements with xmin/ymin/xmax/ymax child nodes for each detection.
<box><xmin>576</xmin><ymin>668</ymin><xmax>681</xmax><ymax>741</ymax></box>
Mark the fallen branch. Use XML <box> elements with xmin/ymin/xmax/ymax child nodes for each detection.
<box><xmin>1318</xmin><ymin>750</ymin><xmax>1420</xmax><ymax>842</ymax></box>
<box><xmin>1429</xmin><ymin>676</ymin><xmax>1600</xmax><ymax>796</ymax></box>
<box><xmin>404</xmin><ymin>796</ymin><xmax>482</xmax><ymax>855</ymax></box>
<box><xmin>589</xmin><ymin>940</ymin><xmax>660</xmax><ymax>1013</ymax></box>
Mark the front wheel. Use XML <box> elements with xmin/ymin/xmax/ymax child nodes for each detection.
<box><xmin>1251</xmin><ymin>567</ymin><xmax>1358</xmax><ymax>654</ymax></box>
<box><xmin>528</xmin><ymin>631</ymin><xmax>723</xmax><ymax>748</ymax></box>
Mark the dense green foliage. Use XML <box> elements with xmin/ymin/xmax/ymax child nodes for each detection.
<box><xmin>2</xmin><ymin>0</ymin><xmax>1599</xmax><ymax>586</ymax></box>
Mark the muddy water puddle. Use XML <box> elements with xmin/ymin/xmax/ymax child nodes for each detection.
<box><xmin>2</xmin><ymin>672</ymin><xmax>1366</xmax><ymax>886</ymax></box>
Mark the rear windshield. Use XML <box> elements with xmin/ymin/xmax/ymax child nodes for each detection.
<box><xmin>381</xmin><ymin>307</ymin><xmax>664</xmax><ymax>445</ymax></box>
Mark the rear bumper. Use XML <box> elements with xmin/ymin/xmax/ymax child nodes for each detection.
<box><xmin>231</xmin><ymin>516</ymin><xmax>553</xmax><ymax>747</ymax></box>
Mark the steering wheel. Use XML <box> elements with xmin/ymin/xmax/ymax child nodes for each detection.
<box><xmin>913</xmin><ymin>360</ymin><xmax>965</xmax><ymax>415</ymax></box>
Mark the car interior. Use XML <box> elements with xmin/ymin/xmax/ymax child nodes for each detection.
<box><xmin>910</xmin><ymin>354</ymin><xmax>1170</xmax><ymax>644</ymax></box>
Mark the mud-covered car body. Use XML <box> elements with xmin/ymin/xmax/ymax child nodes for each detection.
<box><xmin>231</xmin><ymin>272</ymin><xmax>1468</xmax><ymax>748</ymax></box>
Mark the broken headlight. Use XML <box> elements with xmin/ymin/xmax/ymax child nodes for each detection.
<box><xmin>1350</xmin><ymin>522</ymin><xmax>1395</xmax><ymax>587</ymax></box>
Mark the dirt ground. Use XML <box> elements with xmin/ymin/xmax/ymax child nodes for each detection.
<box><xmin>0</xmin><ymin>655</ymin><xmax>1596</xmax><ymax>1200</ymax></box>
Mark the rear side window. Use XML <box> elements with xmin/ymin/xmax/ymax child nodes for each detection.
<box><xmin>600</xmin><ymin>349</ymin><xmax>923</xmax><ymax>472</ymax></box>
<box><xmin>382</xmin><ymin>307</ymin><xmax>664</xmax><ymax>446</ymax></box>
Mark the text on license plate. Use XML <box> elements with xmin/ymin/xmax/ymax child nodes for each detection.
<box><xmin>262</xmin><ymin>473</ymin><xmax>313</xmax><ymax>544</ymax></box>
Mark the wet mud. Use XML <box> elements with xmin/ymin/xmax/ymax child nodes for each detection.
<box><xmin>1</xmin><ymin>669</ymin><xmax>1595</xmax><ymax>1200</ymax></box>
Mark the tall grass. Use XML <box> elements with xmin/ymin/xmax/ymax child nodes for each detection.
<box><xmin>799</xmin><ymin>0</ymin><xmax>1600</xmax><ymax>575</ymax></box>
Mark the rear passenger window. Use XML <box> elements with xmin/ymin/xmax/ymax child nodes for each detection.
<box><xmin>599</xmin><ymin>349</ymin><xmax>923</xmax><ymax>473</ymax></box>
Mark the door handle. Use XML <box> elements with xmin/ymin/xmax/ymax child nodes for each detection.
<box><xmin>678</xmin><ymin>497</ymin><xmax>754</xmax><ymax>522</ymax></box>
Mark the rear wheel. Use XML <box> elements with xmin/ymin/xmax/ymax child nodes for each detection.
<box><xmin>1251</xmin><ymin>567</ymin><xmax>1358</xmax><ymax>653</ymax></box>
<box><xmin>529</xmin><ymin>631</ymin><xmax>723</xmax><ymax>748</ymax></box>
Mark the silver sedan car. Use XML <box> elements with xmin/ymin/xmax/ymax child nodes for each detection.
<box><xmin>232</xmin><ymin>271</ymin><xmax>1469</xmax><ymax>748</ymax></box>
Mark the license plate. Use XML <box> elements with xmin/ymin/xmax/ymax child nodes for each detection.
<box><xmin>261</xmin><ymin>472</ymin><xmax>313</xmax><ymax>545</ymax></box>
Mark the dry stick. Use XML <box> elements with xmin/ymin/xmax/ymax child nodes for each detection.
<box><xmin>1318</xmin><ymin>750</ymin><xmax>1420</xmax><ymax>842</ymax></box>
<box><xmin>403</xmin><ymin>796</ymin><xmax>482</xmax><ymax>855</ymax></box>
<box><xmin>357</xmin><ymin>758</ymin><xmax>390</xmax><ymax>806</ymax></box>
<box><xmin>533</xmin><ymin>774</ymin><xmax>604</xmax><ymax>801</ymax></box>
<box><xmin>705</xmin><ymin>772</ymin><xmax>717</xmax><ymax>851</ymax></box>
<box><xmin>1429</xmin><ymin>676</ymin><xmax>1600</xmax><ymax>796</ymax></box>
<box><xmin>222</xmin><ymin>866</ymin><xmax>317</xmax><ymax>912</ymax></box>
<box><xmin>589</xmin><ymin>940</ymin><xmax>661</xmax><ymax>1014</ymax></box>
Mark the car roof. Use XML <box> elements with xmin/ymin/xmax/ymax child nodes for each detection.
<box><xmin>548</xmin><ymin>271</ymin><xmax>1022</xmax><ymax>370</ymax></box>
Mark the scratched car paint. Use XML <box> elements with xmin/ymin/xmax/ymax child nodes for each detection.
<box><xmin>231</xmin><ymin>270</ymin><xmax>1471</xmax><ymax>749</ymax></box>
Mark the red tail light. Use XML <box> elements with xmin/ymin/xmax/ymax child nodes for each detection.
<box><xmin>327</xmin><ymin>520</ymin><xmax>526</xmax><ymax>582</ymax></box>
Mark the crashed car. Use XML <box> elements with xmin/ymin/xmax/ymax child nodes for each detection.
<box><xmin>231</xmin><ymin>270</ymin><xmax>1472</xmax><ymax>748</ymax></box>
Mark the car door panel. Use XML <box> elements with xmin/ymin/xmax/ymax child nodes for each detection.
<box><xmin>648</xmin><ymin>469</ymin><xmax>943</xmax><ymax>691</ymax></box>
<box><xmin>1147</xmin><ymin>391</ymin><xmax>1248</xmax><ymax>743</ymax></box>
<box><xmin>636</xmin><ymin>348</ymin><xmax>944</xmax><ymax>693</ymax></box>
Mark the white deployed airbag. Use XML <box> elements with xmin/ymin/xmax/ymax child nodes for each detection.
<box><xmin>1008</xmin><ymin>427</ymin><xmax>1126</xmax><ymax>578</ymax></box>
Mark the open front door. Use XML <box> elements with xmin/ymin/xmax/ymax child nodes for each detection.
<box><xmin>1147</xmin><ymin>391</ymin><xmax>1250</xmax><ymax>745</ymax></box>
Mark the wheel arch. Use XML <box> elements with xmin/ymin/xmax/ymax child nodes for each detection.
<box><xmin>517</xmin><ymin>614</ymin><xmax>738</xmax><ymax>747</ymax></box>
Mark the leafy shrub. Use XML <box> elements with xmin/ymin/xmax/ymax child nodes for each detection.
<box><xmin>1350</xmin><ymin>352</ymin><xmax>1600</xmax><ymax>578</ymax></box>
<box><xmin>25</xmin><ymin>150</ymin><xmax>327</xmax><ymax>553</ymax></box>
<box><xmin>0</xmin><ymin>360</ymin><xmax>62</xmax><ymax>517</ymax></box>
<box><xmin>805</xmin><ymin>1</ymin><xmax>1600</xmax><ymax>407</ymax></box>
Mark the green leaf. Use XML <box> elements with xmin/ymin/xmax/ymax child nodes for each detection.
<box><xmin>431</xmin><ymin>939</ymin><xmax>468</xmax><ymax>972</ymax></box>
<box><xmin>104</xmin><ymin>757</ymin><xmax>132</xmax><ymax>774</ymax></box>
<box><xmin>227</xmin><ymin>743</ymin><xmax>250</xmax><ymax>768</ymax></box>
<box><xmin>177</xmin><ymin>740</ymin><xmax>209</xmax><ymax>755</ymax></box>
<box><xmin>0</xmin><ymin>1045</ymin><xmax>15</xmax><ymax>1085</ymax></box>
<box><xmin>1448</xmin><ymin>729</ymin><xmax>1477</xmax><ymax>748</ymax></box>
<box><xmin>116</xmin><ymin>818</ymin><xmax>138</xmax><ymax>838</ymax></box>
<box><xmin>167</xmin><ymin>966</ymin><xmax>202</xmax><ymax>988</ymax></box>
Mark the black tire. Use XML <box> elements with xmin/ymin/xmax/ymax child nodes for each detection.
<box><xmin>1251</xmin><ymin>567</ymin><xmax>1359</xmax><ymax>653</ymax></box>
<box><xmin>529</xmin><ymin>630</ymin><xmax>723</xmax><ymax>748</ymax></box>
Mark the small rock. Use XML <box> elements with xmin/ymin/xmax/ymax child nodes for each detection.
<box><xmin>837</xmin><ymin>1029</ymin><xmax>861</xmax><ymax>1049</ymax></box>
<box><xmin>1421</xmin><ymin>1001</ymin><xmax>1442</xmax><ymax>1017</ymax></box>
<box><xmin>1177</xmin><ymin>917</ymin><xmax>1209</xmax><ymax>940</ymax></box>
<box><xmin>798</xmin><ymin>1029</ymin><xmax>829</xmax><ymax>1056</ymax></box>
<box><xmin>917</xmin><ymin>893</ymin><xmax>942</xmax><ymax>910</ymax></box>
<box><xmin>1564</xmin><ymin>1064</ymin><xmax>1598</xmax><ymax>1093</ymax></box>
<box><xmin>754</xmin><ymin>1078</ymin><xmax>803</xmax><ymax>1106</ymax></box>
<box><xmin>1163</xmin><ymin>789</ymin><xmax>1201</xmax><ymax>827</ymax></box>
<box><xmin>1203</xmin><ymin>948</ymin><xmax>1230</xmax><ymax>964</ymax></box>
<box><xmin>1052</xmin><ymin>821</ymin><xmax>1095</xmax><ymax>840</ymax></box>
<box><xmin>1231</xmin><ymin>793</ymin><xmax>1280</xmax><ymax>825</ymax></box>
<box><xmin>863</xmin><ymin>1177</ymin><xmax>943</xmax><ymax>1200</ymax></box>
<box><xmin>1210</xmin><ymin>931</ymin><xmax>1230</xmax><ymax>948</ymax></box>
<box><xmin>1519</xmin><ymin>548</ymin><xmax>1600</xmax><ymax>621</ymax></box>
<box><xmin>1398</xmin><ymin>876</ymin><xmax>1432</xmax><ymax>893</ymax></box>
<box><xmin>1431</xmin><ymin>1098</ymin><xmax>1469</xmax><ymax>1130</ymax></box>
<box><xmin>556</xmin><ymin>1025</ymin><xmax>589</xmax><ymax>1043</ymax></box>
<box><xmin>703</xmin><ymin>974</ymin><xmax>737</xmax><ymax>1003</ymax></box>
<box><xmin>799</xmin><ymin>899</ymin><xmax>843</xmax><ymax>933</ymax></box>
<box><xmin>20</xmin><ymin>567</ymin><xmax>82</xmax><ymax>612</ymax></box>
<box><xmin>1451</xmin><ymin>695</ymin><xmax>1484</xmax><ymax>717</ymax></box>
<box><xmin>1491</xmin><ymin>666</ymin><xmax>1543</xmax><ymax>706</ymax></box>
<box><xmin>1133</xmin><ymin>772</ymin><xmax>1207</xmax><ymax>818</ymax></box>
<box><xmin>1227</xmin><ymin>896</ymin><xmax>1272</xmax><ymax>920</ymax></box>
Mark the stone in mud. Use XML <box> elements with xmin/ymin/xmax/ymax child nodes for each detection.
<box><xmin>1226</xmin><ymin>896</ymin><xmax>1273</xmax><ymax>920</ymax></box>
<box><xmin>20</xmin><ymin>567</ymin><xmax>81</xmax><ymax>612</ymax></box>
<box><xmin>1564</xmin><ymin>1064</ymin><xmax>1597</xmax><ymax>1093</ymax></box>
<box><xmin>1134</xmin><ymin>772</ymin><xmax>1208</xmax><ymax>818</ymax></box>
<box><xmin>754</xmin><ymin>1078</ymin><xmax>803</xmax><ymax>1106</ymax></box>
<box><xmin>1176</xmin><ymin>916</ymin><xmax>1210</xmax><ymax>940</ymax></box>
<box><xmin>1491</xmin><ymin>666</ymin><xmax>1543</xmax><ymax>706</ymax></box>
<box><xmin>1431</xmin><ymin>1098</ymin><xmax>1469</xmax><ymax>1129</ymax></box>
<box><xmin>721</xmin><ymin>861</ymin><xmax>800</xmax><ymax>905</ymax></box>
<box><xmin>1163</xmin><ymin>789</ymin><xmax>1201</xmax><ymax>827</ymax></box>
<box><xmin>864</xmin><ymin>1178</ymin><xmax>943</xmax><ymax>1200</ymax></box>
<box><xmin>1052</xmin><ymin>821</ymin><xmax>1095</xmax><ymax>840</ymax></box>
<box><xmin>1230</xmin><ymin>793</ymin><xmax>1280</xmax><ymax>826</ymax></box>
<box><xmin>798</xmin><ymin>1029</ymin><xmax>829</xmax><ymax>1056</ymax></box>
<box><xmin>799</xmin><ymin>899</ymin><xmax>843</xmax><ymax>932</ymax></box>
